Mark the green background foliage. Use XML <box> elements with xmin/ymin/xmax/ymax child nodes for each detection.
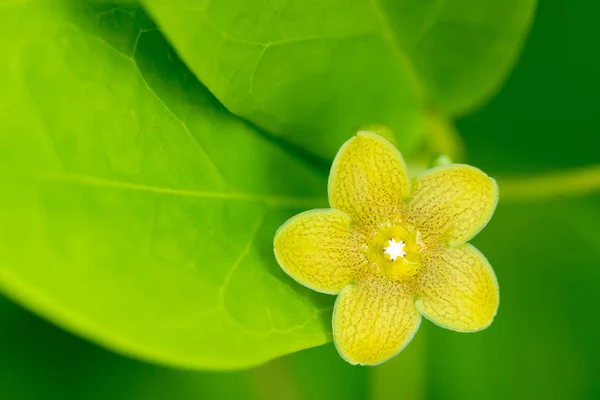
<box><xmin>1</xmin><ymin>0</ymin><xmax>598</xmax><ymax>399</ymax></box>
<box><xmin>143</xmin><ymin>0</ymin><xmax>536</xmax><ymax>160</ymax></box>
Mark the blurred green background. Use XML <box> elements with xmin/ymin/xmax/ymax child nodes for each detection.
<box><xmin>1</xmin><ymin>0</ymin><xmax>599</xmax><ymax>399</ymax></box>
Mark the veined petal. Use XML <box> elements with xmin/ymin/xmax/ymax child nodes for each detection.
<box><xmin>416</xmin><ymin>244</ymin><xmax>499</xmax><ymax>332</ymax></box>
<box><xmin>328</xmin><ymin>131</ymin><xmax>409</xmax><ymax>229</ymax></box>
<box><xmin>274</xmin><ymin>209</ymin><xmax>367</xmax><ymax>294</ymax></box>
<box><xmin>333</xmin><ymin>277</ymin><xmax>421</xmax><ymax>365</ymax></box>
<box><xmin>407</xmin><ymin>164</ymin><xmax>498</xmax><ymax>245</ymax></box>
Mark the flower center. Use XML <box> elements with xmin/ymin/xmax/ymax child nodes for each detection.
<box><xmin>383</xmin><ymin>238</ymin><xmax>406</xmax><ymax>261</ymax></box>
<box><xmin>366</xmin><ymin>222</ymin><xmax>424</xmax><ymax>285</ymax></box>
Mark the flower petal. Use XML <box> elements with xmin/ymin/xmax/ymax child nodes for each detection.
<box><xmin>328</xmin><ymin>131</ymin><xmax>410</xmax><ymax>229</ymax></box>
<box><xmin>416</xmin><ymin>244</ymin><xmax>499</xmax><ymax>332</ymax></box>
<box><xmin>274</xmin><ymin>209</ymin><xmax>367</xmax><ymax>294</ymax></box>
<box><xmin>407</xmin><ymin>164</ymin><xmax>498</xmax><ymax>245</ymax></box>
<box><xmin>333</xmin><ymin>277</ymin><xmax>421</xmax><ymax>365</ymax></box>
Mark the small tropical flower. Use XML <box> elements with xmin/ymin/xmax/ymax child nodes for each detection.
<box><xmin>274</xmin><ymin>131</ymin><xmax>499</xmax><ymax>365</ymax></box>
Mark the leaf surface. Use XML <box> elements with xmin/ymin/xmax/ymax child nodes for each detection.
<box><xmin>0</xmin><ymin>1</ymin><xmax>333</xmax><ymax>369</ymax></box>
<box><xmin>144</xmin><ymin>0</ymin><xmax>536</xmax><ymax>159</ymax></box>
<box><xmin>0</xmin><ymin>294</ymin><xmax>368</xmax><ymax>400</ymax></box>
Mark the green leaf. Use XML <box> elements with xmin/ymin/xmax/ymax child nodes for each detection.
<box><xmin>143</xmin><ymin>0</ymin><xmax>536</xmax><ymax>159</ymax></box>
<box><xmin>0</xmin><ymin>294</ymin><xmax>368</xmax><ymax>400</ymax></box>
<box><xmin>0</xmin><ymin>1</ymin><xmax>334</xmax><ymax>369</ymax></box>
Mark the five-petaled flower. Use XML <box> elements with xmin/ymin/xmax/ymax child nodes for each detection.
<box><xmin>274</xmin><ymin>131</ymin><xmax>499</xmax><ymax>365</ymax></box>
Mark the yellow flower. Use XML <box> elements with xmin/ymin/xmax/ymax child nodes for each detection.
<box><xmin>274</xmin><ymin>131</ymin><xmax>499</xmax><ymax>365</ymax></box>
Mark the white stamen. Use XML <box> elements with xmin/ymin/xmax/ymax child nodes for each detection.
<box><xmin>383</xmin><ymin>238</ymin><xmax>406</xmax><ymax>262</ymax></box>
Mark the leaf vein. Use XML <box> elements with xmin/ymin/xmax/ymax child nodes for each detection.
<box><xmin>37</xmin><ymin>172</ymin><xmax>328</xmax><ymax>208</ymax></box>
<box><xmin>218</xmin><ymin>212</ymin><xmax>266</xmax><ymax>307</ymax></box>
